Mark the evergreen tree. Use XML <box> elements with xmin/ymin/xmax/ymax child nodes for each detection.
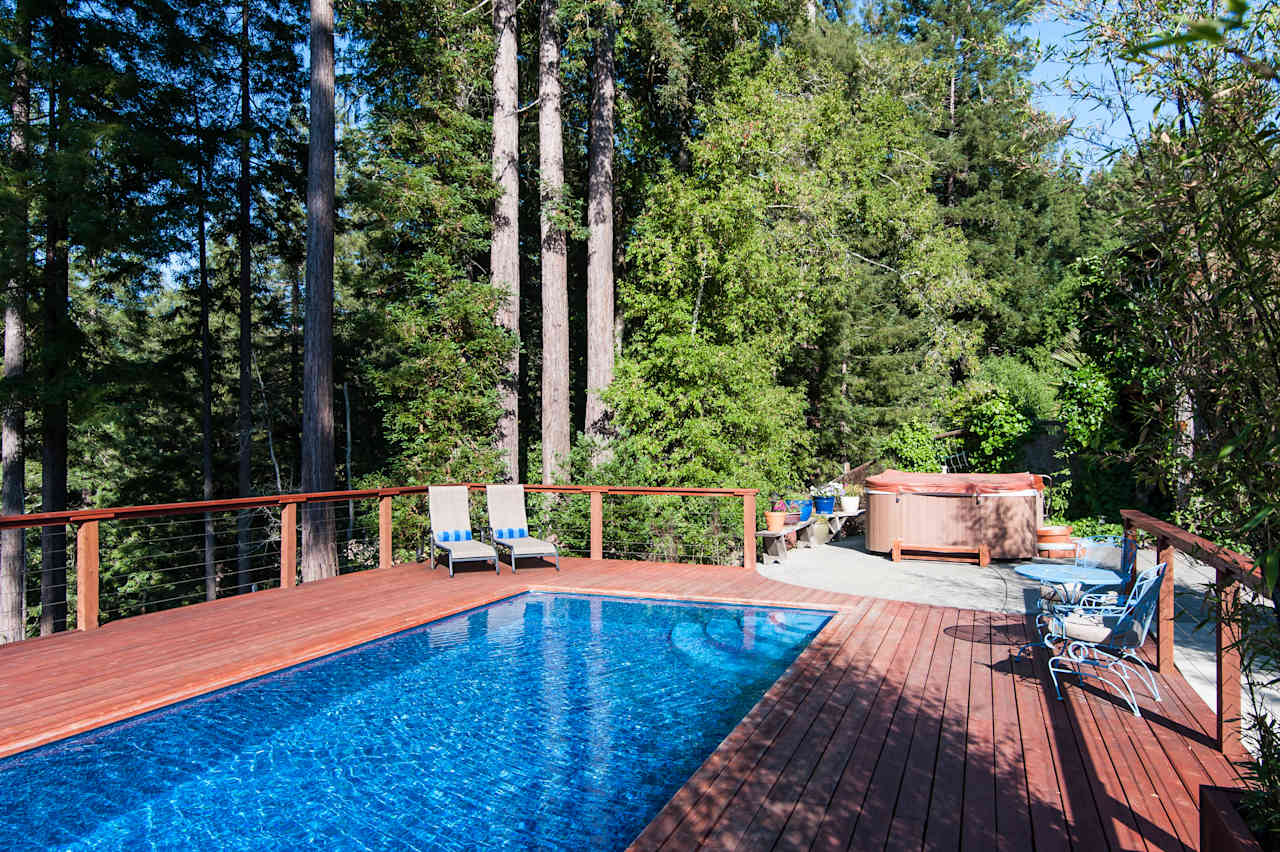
<box><xmin>343</xmin><ymin>0</ymin><xmax>515</xmax><ymax>485</ymax></box>
<box><xmin>869</xmin><ymin>0</ymin><xmax>1082</xmax><ymax>353</ymax></box>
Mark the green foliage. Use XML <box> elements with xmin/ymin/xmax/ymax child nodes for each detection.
<box><xmin>1058</xmin><ymin>364</ymin><xmax>1114</xmax><ymax>451</ymax></box>
<box><xmin>878</xmin><ymin>419</ymin><xmax>943</xmax><ymax>472</ymax></box>
<box><xmin>1043</xmin><ymin>515</ymin><xmax>1124</xmax><ymax>538</ymax></box>
<box><xmin>623</xmin><ymin>47</ymin><xmax>977</xmax><ymax>474</ymax></box>
<box><xmin>869</xmin><ymin>0</ymin><xmax>1084</xmax><ymax>354</ymax></box>
<box><xmin>962</xmin><ymin>392</ymin><xmax>1033</xmax><ymax>472</ymax></box>
<box><xmin>604</xmin><ymin>337</ymin><xmax>812</xmax><ymax>494</ymax></box>
<box><xmin>972</xmin><ymin>355</ymin><xmax>1059</xmax><ymax>421</ymax></box>
<box><xmin>344</xmin><ymin>0</ymin><xmax>513</xmax><ymax>486</ymax></box>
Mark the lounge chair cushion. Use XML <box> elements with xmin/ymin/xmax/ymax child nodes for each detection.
<box><xmin>501</xmin><ymin>536</ymin><xmax>557</xmax><ymax>557</ymax></box>
<box><xmin>436</xmin><ymin>529</ymin><xmax>473</xmax><ymax>542</ymax></box>
<box><xmin>436</xmin><ymin>539</ymin><xmax>497</xmax><ymax>561</ymax></box>
<box><xmin>1056</xmin><ymin>611</ymin><xmax>1141</xmax><ymax>648</ymax></box>
<box><xmin>494</xmin><ymin>527</ymin><xmax>528</xmax><ymax>539</ymax></box>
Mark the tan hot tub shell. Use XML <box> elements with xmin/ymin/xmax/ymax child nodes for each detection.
<box><xmin>864</xmin><ymin>470</ymin><xmax>1045</xmax><ymax>561</ymax></box>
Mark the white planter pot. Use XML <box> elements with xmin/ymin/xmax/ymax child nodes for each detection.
<box><xmin>841</xmin><ymin>495</ymin><xmax>860</xmax><ymax>513</ymax></box>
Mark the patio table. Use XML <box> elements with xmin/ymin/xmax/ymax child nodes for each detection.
<box><xmin>1015</xmin><ymin>562</ymin><xmax>1127</xmax><ymax>605</ymax></box>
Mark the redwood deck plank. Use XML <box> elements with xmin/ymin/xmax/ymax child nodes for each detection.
<box><xmin>774</xmin><ymin>600</ymin><xmax>915</xmax><ymax>851</ymax></box>
<box><xmin>990</xmin><ymin>614</ymin><xmax>1036</xmax><ymax>852</ymax></box>
<box><xmin>0</xmin><ymin>556</ymin><xmax>1244</xmax><ymax>851</ymax></box>
<box><xmin>846</xmin><ymin>604</ymin><xmax>950</xmax><ymax>851</ymax></box>
<box><xmin>654</xmin><ymin>611</ymin><xmax>865</xmax><ymax>850</ymax></box>
<box><xmin>809</xmin><ymin>605</ymin><xmax>934</xmax><ymax>850</ymax></box>
<box><xmin>713</xmin><ymin>600</ymin><xmax>899</xmax><ymax>850</ymax></box>
<box><xmin>922</xmin><ymin>608</ymin><xmax>979</xmax><ymax>852</ymax></box>
<box><xmin>882</xmin><ymin>606</ymin><xmax>962</xmax><ymax>850</ymax></box>
<box><xmin>962</xmin><ymin>611</ymin><xmax>999</xmax><ymax>852</ymax></box>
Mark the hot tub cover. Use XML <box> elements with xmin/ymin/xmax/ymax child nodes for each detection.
<box><xmin>865</xmin><ymin>469</ymin><xmax>1045</xmax><ymax>495</ymax></box>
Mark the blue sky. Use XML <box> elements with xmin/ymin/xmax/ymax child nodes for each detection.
<box><xmin>1024</xmin><ymin>11</ymin><xmax>1160</xmax><ymax>164</ymax></box>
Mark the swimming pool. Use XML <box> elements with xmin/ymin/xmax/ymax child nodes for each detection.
<box><xmin>0</xmin><ymin>592</ymin><xmax>830</xmax><ymax>850</ymax></box>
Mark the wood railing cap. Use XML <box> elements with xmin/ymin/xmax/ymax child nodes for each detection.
<box><xmin>1121</xmin><ymin>509</ymin><xmax>1262</xmax><ymax>590</ymax></box>
<box><xmin>0</xmin><ymin>483</ymin><xmax>760</xmax><ymax>529</ymax></box>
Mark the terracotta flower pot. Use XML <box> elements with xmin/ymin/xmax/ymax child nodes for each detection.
<box><xmin>764</xmin><ymin>511</ymin><xmax>787</xmax><ymax>532</ymax></box>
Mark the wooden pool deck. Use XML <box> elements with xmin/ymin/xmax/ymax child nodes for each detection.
<box><xmin>0</xmin><ymin>557</ymin><xmax>1244</xmax><ymax>850</ymax></box>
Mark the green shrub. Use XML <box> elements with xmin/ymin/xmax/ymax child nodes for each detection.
<box><xmin>879</xmin><ymin>419</ymin><xmax>943</xmax><ymax>472</ymax></box>
<box><xmin>962</xmin><ymin>391</ymin><xmax>1034</xmax><ymax>472</ymax></box>
<box><xmin>1058</xmin><ymin>364</ymin><xmax>1114</xmax><ymax>451</ymax></box>
<box><xmin>973</xmin><ymin>355</ymin><xmax>1059</xmax><ymax>420</ymax></box>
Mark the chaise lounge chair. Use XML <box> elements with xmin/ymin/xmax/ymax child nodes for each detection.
<box><xmin>485</xmin><ymin>484</ymin><xmax>560</xmax><ymax>573</ymax></box>
<box><xmin>428</xmin><ymin>485</ymin><xmax>499</xmax><ymax>577</ymax></box>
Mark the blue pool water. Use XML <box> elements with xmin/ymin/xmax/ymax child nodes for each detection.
<box><xmin>0</xmin><ymin>592</ymin><xmax>830</xmax><ymax>851</ymax></box>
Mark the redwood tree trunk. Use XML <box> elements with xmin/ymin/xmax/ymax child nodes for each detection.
<box><xmin>236</xmin><ymin>0</ymin><xmax>253</xmax><ymax>594</ymax></box>
<box><xmin>301</xmin><ymin>0</ymin><xmax>338</xmax><ymax>582</ymax></box>
<box><xmin>585</xmin><ymin>16</ymin><xmax>616</xmax><ymax>445</ymax></box>
<box><xmin>1</xmin><ymin>2</ymin><xmax>30</xmax><ymax>644</ymax></box>
<box><xmin>539</xmin><ymin>0</ymin><xmax>568</xmax><ymax>484</ymax></box>
<box><xmin>491</xmin><ymin>0</ymin><xmax>520</xmax><ymax>480</ymax></box>
<box><xmin>40</xmin><ymin>2</ymin><xmax>68</xmax><ymax>635</ymax></box>
<box><xmin>195</xmin><ymin>101</ymin><xmax>215</xmax><ymax>603</ymax></box>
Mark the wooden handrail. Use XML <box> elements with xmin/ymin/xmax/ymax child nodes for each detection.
<box><xmin>1120</xmin><ymin>509</ymin><xmax>1261</xmax><ymax>590</ymax></box>
<box><xmin>1121</xmin><ymin>508</ymin><xmax>1258</xmax><ymax>755</ymax></box>
<box><xmin>0</xmin><ymin>483</ymin><xmax>759</xmax><ymax>530</ymax></box>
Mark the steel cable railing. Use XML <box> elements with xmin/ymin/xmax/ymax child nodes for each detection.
<box><xmin>0</xmin><ymin>483</ymin><xmax>759</xmax><ymax>644</ymax></box>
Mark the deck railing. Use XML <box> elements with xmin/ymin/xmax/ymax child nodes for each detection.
<box><xmin>0</xmin><ymin>484</ymin><xmax>758</xmax><ymax>641</ymax></box>
<box><xmin>1121</xmin><ymin>509</ymin><xmax>1262</xmax><ymax>752</ymax></box>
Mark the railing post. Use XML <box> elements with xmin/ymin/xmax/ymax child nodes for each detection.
<box><xmin>1155</xmin><ymin>534</ymin><xmax>1176</xmax><ymax>673</ymax></box>
<box><xmin>379</xmin><ymin>495</ymin><xmax>393</xmax><ymax>570</ymax></box>
<box><xmin>590</xmin><ymin>489</ymin><xmax>603</xmax><ymax>561</ymax></box>
<box><xmin>742</xmin><ymin>492</ymin><xmax>756</xmax><ymax>569</ymax></box>
<box><xmin>1216</xmin><ymin>564</ymin><xmax>1242</xmax><ymax>751</ymax></box>
<box><xmin>75</xmin><ymin>521</ymin><xmax>99</xmax><ymax>631</ymax></box>
<box><xmin>1122</xmin><ymin>516</ymin><xmax>1138</xmax><ymax>580</ymax></box>
<box><xmin>280</xmin><ymin>502</ymin><xmax>297</xmax><ymax>589</ymax></box>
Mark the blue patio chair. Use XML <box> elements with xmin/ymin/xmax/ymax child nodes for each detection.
<box><xmin>1042</xmin><ymin>561</ymin><xmax>1166</xmax><ymax>716</ymax></box>
<box><xmin>1038</xmin><ymin>534</ymin><xmax>1138</xmax><ymax>611</ymax></box>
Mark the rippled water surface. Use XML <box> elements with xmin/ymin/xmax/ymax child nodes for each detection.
<box><xmin>0</xmin><ymin>592</ymin><xmax>830</xmax><ymax>851</ymax></box>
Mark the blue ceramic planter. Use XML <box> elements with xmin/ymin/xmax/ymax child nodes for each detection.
<box><xmin>786</xmin><ymin>499</ymin><xmax>813</xmax><ymax>521</ymax></box>
<box><xmin>813</xmin><ymin>496</ymin><xmax>836</xmax><ymax>515</ymax></box>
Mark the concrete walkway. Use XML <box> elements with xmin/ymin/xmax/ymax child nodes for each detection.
<box><xmin>757</xmin><ymin>533</ymin><xmax>1275</xmax><ymax>722</ymax></box>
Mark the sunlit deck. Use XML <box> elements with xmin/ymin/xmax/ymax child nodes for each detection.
<box><xmin>0</xmin><ymin>557</ymin><xmax>1243</xmax><ymax>850</ymax></box>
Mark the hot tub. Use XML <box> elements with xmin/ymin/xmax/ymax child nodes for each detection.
<box><xmin>865</xmin><ymin>470</ymin><xmax>1045</xmax><ymax>561</ymax></box>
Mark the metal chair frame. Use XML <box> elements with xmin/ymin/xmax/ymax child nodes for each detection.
<box><xmin>1041</xmin><ymin>562</ymin><xmax>1166</xmax><ymax>716</ymax></box>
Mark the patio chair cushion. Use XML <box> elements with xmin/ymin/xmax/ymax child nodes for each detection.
<box><xmin>494</xmin><ymin>527</ymin><xmax>528</xmax><ymax>539</ymax></box>
<box><xmin>436</xmin><ymin>539</ymin><xmax>497</xmax><ymax>561</ymax></box>
<box><xmin>1057</xmin><ymin>611</ymin><xmax>1141</xmax><ymax>648</ymax></box>
<box><xmin>435</xmin><ymin>529</ymin><xmax>473</xmax><ymax>542</ymax></box>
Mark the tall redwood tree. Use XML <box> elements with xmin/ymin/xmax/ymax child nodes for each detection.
<box><xmin>301</xmin><ymin>0</ymin><xmax>338</xmax><ymax>581</ymax></box>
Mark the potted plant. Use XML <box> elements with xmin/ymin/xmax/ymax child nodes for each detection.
<box><xmin>764</xmin><ymin>499</ymin><xmax>788</xmax><ymax>532</ymax></box>
<box><xmin>811</xmin><ymin>481</ymin><xmax>843</xmax><ymax>515</ymax></box>
<box><xmin>841</xmin><ymin>483</ymin><xmax>863</xmax><ymax>514</ymax></box>
<box><xmin>785</xmin><ymin>495</ymin><xmax>812</xmax><ymax>522</ymax></box>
